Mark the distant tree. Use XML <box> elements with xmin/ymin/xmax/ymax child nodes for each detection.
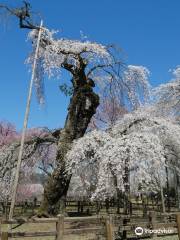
<box><xmin>0</xmin><ymin>121</ymin><xmax>18</xmax><ymax>202</ymax></box>
<box><xmin>152</xmin><ymin>66</ymin><xmax>180</xmax><ymax>117</ymax></box>
<box><xmin>0</xmin><ymin>121</ymin><xmax>18</xmax><ymax>146</ymax></box>
<box><xmin>0</xmin><ymin>123</ymin><xmax>57</xmax><ymax>202</ymax></box>
<box><xmin>17</xmin><ymin>183</ymin><xmax>44</xmax><ymax>202</ymax></box>
<box><xmin>89</xmin><ymin>98</ymin><xmax>128</xmax><ymax>130</ymax></box>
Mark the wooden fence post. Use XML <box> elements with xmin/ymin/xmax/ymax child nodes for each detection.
<box><xmin>105</xmin><ymin>216</ymin><xmax>114</xmax><ymax>240</ymax></box>
<box><xmin>122</xmin><ymin>218</ymin><xmax>128</xmax><ymax>239</ymax></box>
<box><xmin>56</xmin><ymin>214</ymin><xmax>64</xmax><ymax>240</ymax></box>
<box><xmin>149</xmin><ymin>211</ymin><xmax>157</xmax><ymax>238</ymax></box>
<box><xmin>0</xmin><ymin>218</ymin><xmax>1</xmax><ymax>235</ymax></box>
<box><xmin>176</xmin><ymin>214</ymin><xmax>180</xmax><ymax>240</ymax></box>
<box><xmin>1</xmin><ymin>232</ymin><xmax>8</xmax><ymax>240</ymax></box>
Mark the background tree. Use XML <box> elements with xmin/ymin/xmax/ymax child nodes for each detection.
<box><xmin>0</xmin><ymin>123</ymin><xmax>57</xmax><ymax>202</ymax></box>
<box><xmin>151</xmin><ymin>66</ymin><xmax>180</xmax><ymax>117</ymax></box>
<box><xmin>0</xmin><ymin>121</ymin><xmax>18</xmax><ymax>146</ymax></box>
<box><xmin>67</xmin><ymin>111</ymin><xmax>180</xmax><ymax>213</ymax></box>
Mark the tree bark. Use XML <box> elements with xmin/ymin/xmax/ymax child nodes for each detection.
<box><xmin>39</xmin><ymin>68</ymin><xmax>99</xmax><ymax>215</ymax></box>
<box><xmin>165</xmin><ymin>166</ymin><xmax>171</xmax><ymax>212</ymax></box>
<box><xmin>160</xmin><ymin>183</ymin><xmax>166</xmax><ymax>213</ymax></box>
<box><xmin>123</xmin><ymin>160</ymin><xmax>130</xmax><ymax>215</ymax></box>
<box><xmin>176</xmin><ymin>173</ymin><xmax>180</xmax><ymax>210</ymax></box>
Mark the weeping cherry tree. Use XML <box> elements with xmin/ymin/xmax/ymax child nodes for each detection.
<box><xmin>66</xmin><ymin>111</ymin><xmax>180</xmax><ymax>213</ymax></box>
<box><xmin>0</xmin><ymin>2</ymin><xmax>151</xmax><ymax>215</ymax></box>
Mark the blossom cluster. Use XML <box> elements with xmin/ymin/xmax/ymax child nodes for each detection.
<box><xmin>152</xmin><ymin>66</ymin><xmax>180</xmax><ymax>116</ymax></box>
<box><xmin>27</xmin><ymin>27</ymin><xmax>112</xmax><ymax>103</ymax></box>
<box><xmin>0</xmin><ymin>124</ymin><xmax>57</xmax><ymax>201</ymax></box>
<box><xmin>123</xmin><ymin>65</ymin><xmax>151</xmax><ymax>109</ymax></box>
<box><xmin>66</xmin><ymin>111</ymin><xmax>180</xmax><ymax>200</ymax></box>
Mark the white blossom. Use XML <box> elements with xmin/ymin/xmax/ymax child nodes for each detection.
<box><xmin>152</xmin><ymin>66</ymin><xmax>180</xmax><ymax>116</ymax></box>
<box><xmin>27</xmin><ymin>27</ymin><xmax>113</xmax><ymax>103</ymax></box>
<box><xmin>123</xmin><ymin>65</ymin><xmax>151</xmax><ymax>109</ymax></box>
<box><xmin>67</xmin><ymin>111</ymin><xmax>180</xmax><ymax>200</ymax></box>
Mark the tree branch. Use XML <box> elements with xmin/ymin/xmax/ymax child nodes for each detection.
<box><xmin>0</xmin><ymin>2</ymin><xmax>39</xmax><ymax>30</ymax></box>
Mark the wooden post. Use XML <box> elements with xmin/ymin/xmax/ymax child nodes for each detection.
<box><xmin>122</xmin><ymin>218</ymin><xmax>127</xmax><ymax>239</ymax></box>
<box><xmin>5</xmin><ymin>201</ymin><xmax>8</xmax><ymax>221</ymax></box>
<box><xmin>0</xmin><ymin>219</ymin><xmax>1</xmax><ymax>237</ymax></box>
<box><xmin>149</xmin><ymin>211</ymin><xmax>157</xmax><ymax>238</ymax></box>
<box><xmin>56</xmin><ymin>214</ymin><xmax>64</xmax><ymax>240</ymax></box>
<box><xmin>160</xmin><ymin>183</ymin><xmax>166</xmax><ymax>213</ymax></box>
<box><xmin>1</xmin><ymin>232</ymin><xmax>8</xmax><ymax>240</ymax></box>
<box><xmin>9</xmin><ymin>20</ymin><xmax>43</xmax><ymax>221</ymax></box>
<box><xmin>105</xmin><ymin>216</ymin><xmax>114</xmax><ymax>240</ymax></box>
<box><xmin>176</xmin><ymin>214</ymin><xmax>180</xmax><ymax>240</ymax></box>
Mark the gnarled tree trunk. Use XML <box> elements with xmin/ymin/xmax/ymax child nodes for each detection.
<box><xmin>39</xmin><ymin>67</ymin><xmax>99</xmax><ymax>215</ymax></box>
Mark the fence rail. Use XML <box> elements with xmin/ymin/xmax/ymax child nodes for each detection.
<box><xmin>1</xmin><ymin>212</ymin><xmax>180</xmax><ymax>239</ymax></box>
<box><xmin>0</xmin><ymin>215</ymin><xmax>109</xmax><ymax>240</ymax></box>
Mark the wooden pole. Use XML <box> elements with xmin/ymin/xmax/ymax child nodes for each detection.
<box><xmin>0</xmin><ymin>219</ymin><xmax>1</xmax><ymax>237</ymax></box>
<box><xmin>177</xmin><ymin>214</ymin><xmax>180</xmax><ymax>240</ymax></box>
<box><xmin>56</xmin><ymin>214</ymin><xmax>64</xmax><ymax>240</ymax></box>
<box><xmin>160</xmin><ymin>181</ymin><xmax>166</xmax><ymax>213</ymax></box>
<box><xmin>8</xmin><ymin>20</ymin><xmax>43</xmax><ymax>221</ymax></box>
<box><xmin>105</xmin><ymin>216</ymin><xmax>113</xmax><ymax>240</ymax></box>
<box><xmin>149</xmin><ymin>211</ymin><xmax>157</xmax><ymax>238</ymax></box>
<box><xmin>1</xmin><ymin>232</ymin><xmax>8</xmax><ymax>240</ymax></box>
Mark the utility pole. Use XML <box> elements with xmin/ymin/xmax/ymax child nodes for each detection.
<box><xmin>9</xmin><ymin>20</ymin><xmax>43</xmax><ymax>220</ymax></box>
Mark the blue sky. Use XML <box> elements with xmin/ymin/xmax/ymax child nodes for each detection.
<box><xmin>0</xmin><ymin>0</ymin><xmax>179</xmax><ymax>130</ymax></box>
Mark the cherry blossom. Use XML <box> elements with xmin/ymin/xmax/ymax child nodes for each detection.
<box><xmin>66</xmin><ymin>111</ymin><xmax>180</xmax><ymax>200</ymax></box>
<box><xmin>152</xmin><ymin>66</ymin><xmax>180</xmax><ymax>116</ymax></box>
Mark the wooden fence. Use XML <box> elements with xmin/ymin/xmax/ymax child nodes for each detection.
<box><xmin>0</xmin><ymin>215</ymin><xmax>110</xmax><ymax>240</ymax></box>
<box><xmin>113</xmin><ymin>212</ymin><xmax>180</xmax><ymax>239</ymax></box>
<box><xmin>1</xmin><ymin>212</ymin><xmax>180</xmax><ymax>239</ymax></box>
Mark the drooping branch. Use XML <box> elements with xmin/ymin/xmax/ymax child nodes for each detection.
<box><xmin>0</xmin><ymin>129</ymin><xmax>59</xmax><ymax>179</ymax></box>
<box><xmin>67</xmin><ymin>111</ymin><xmax>180</xmax><ymax>201</ymax></box>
